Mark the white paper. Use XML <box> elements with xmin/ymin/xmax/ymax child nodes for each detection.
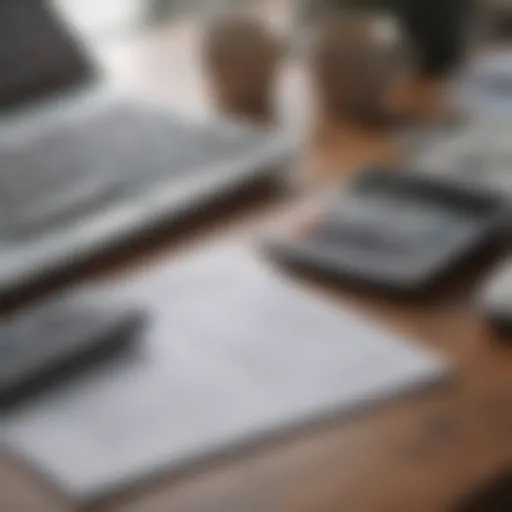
<box><xmin>1</xmin><ymin>248</ymin><xmax>450</xmax><ymax>502</ymax></box>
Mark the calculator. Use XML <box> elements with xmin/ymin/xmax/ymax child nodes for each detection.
<box><xmin>265</xmin><ymin>168</ymin><xmax>511</xmax><ymax>295</ymax></box>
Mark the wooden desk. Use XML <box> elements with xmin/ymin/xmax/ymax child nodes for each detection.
<box><xmin>1</xmin><ymin>14</ymin><xmax>512</xmax><ymax>512</ymax></box>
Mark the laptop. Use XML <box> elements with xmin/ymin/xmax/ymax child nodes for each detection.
<box><xmin>0</xmin><ymin>0</ymin><xmax>294</xmax><ymax>299</ymax></box>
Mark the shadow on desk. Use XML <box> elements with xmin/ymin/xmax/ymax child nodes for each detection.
<box><xmin>455</xmin><ymin>468</ymin><xmax>512</xmax><ymax>512</ymax></box>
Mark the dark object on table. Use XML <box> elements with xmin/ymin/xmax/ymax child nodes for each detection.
<box><xmin>395</xmin><ymin>0</ymin><xmax>473</xmax><ymax>76</ymax></box>
<box><xmin>0</xmin><ymin>1</ymin><xmax>294</xmax><ymax>300</ymax></box>
<box><xmin>455</xmin><ymin>468</ymin><xmax>512</xmax><ymax>512</ymax></box>
<box><xmin>265</xmin><ymin>167</ymin><xmax>510</xmax><ymax>296</ymax></box>
<box><xmin>0</xmin><ymin>293</ymin><xmax>144</xmax><ymax>408</ymax></box>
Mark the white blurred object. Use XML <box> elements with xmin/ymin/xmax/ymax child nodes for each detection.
<box><xmin>478</xmin><ymin>258</ymin><xmax>512</xmax><ymax>332</ymax></box>
<box><xmin>414</xmin><ymin>120</ymin><xmax>512</xmax><ymax>195</ymax></box>
<box><xmin>459</xmin><ymin>51</ymin><xmax>512</xmax><ymax>119</ymax></box>
<box><xmin>54</xmin><ymin>0</ymin><xmax>150</xmax><ymax>35</ymax></box>
<box><xmin>54</xmin><ymin>0</ymin><xmax>232</xmax><ymax>37</ymax></box>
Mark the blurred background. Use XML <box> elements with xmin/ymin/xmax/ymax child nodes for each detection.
<box><xmin>54</xmin><ymin>0</ymin><xmax>242</xmax><ymax>39</ymax></box>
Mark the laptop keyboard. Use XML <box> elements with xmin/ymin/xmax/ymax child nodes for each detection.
<box><xmin>0</xmin><ymin>102</ymin><xmax>268</xmax><ymax>240</ymax></box>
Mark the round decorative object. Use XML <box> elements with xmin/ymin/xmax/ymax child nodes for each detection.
<box><xmin>309</xmin><ymin>12</ymin><xmax>410</xmax><ymax>126</ymax></box>
<box><xmin>202</xmin><ymin>15</ymin><xmax>282</xmax><ymax>122</ymax></box>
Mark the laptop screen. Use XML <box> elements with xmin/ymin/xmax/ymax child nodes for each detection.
<box><xmin>0</xmin><ymin>0</ymin><xmax>93</xmax><ymax>108</ymax></box>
